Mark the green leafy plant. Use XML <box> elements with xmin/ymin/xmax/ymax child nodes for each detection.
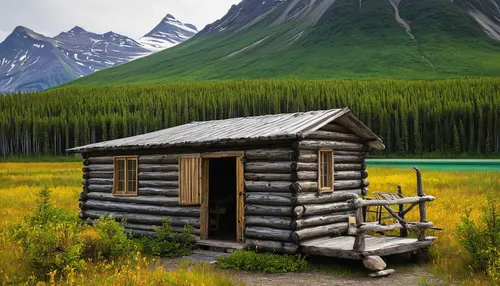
<box><xmin>135</xmin><ymin>220</ymin><xmax>194</xmax><ymax>258</ymax></box>
<box><xmin>457</xmin><ymin>193</ymin><xmax>499</xmax><ymax>282</ymax></box>
<box><xmin>81</xmin><ymin>216</ymin><xmax>136</xmax><ymax>260</ymax></box>
<box><xmin>217</xmin><ymin>250</ymin><xmax>309</xmax><ymax>273</ymax></box>
<box><xmin>7</xmin><ymin>188</ymin><xmax>85</xmax><ymax>272</ymax></box>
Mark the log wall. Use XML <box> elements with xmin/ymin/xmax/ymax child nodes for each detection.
<box><xmin>287</xmin><ymin>122</ymin><xmax>371</xmax><ymax>244</ymax></box>
<box><xmin>79</xmin><ymin>154</ymin><xmax>202</xmax><ymax>239</ymax></box>
<box><xmin>243</xmin><ymin>148</ymin><xmax>300</xmax><ymax>252</ymax></box>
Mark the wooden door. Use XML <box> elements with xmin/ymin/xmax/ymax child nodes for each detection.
<box><xmin>236</xmin><ymin>156</ymin><xmax>245</xmax><ymax>242</ymax></box>
<box><xmin>200</xmin><ymin>159</ymin><xmax>209</xmax><ymax>240</ymax></box>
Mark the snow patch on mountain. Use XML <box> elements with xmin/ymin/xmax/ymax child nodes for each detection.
<box><xmin>469</xmin><ymin>10</ymin><xmax>500</xmax><ymax>40</ymax></box>
<box><xmin>139</xmin><ymin>14</ymin><xmax>197</xmax><ymax>50</ymax></box>
<box><xmin>389</xmin><ymin>0</ymin><xmax>415</xmax><ymax>40</ymax></box>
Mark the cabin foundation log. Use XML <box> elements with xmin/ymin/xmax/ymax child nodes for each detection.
<box><xmin>245</xmin><ymin>239</ymin><xmax>299</xmax><ymax>254</ymax></box>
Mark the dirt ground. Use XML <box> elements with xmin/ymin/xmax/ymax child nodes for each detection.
<box><xmin>224</xmin><ymin>266</ymin><xmax>445</xmax><ymax>286</ymax></box>
<box><xmin>160</xmin><ymin>257</ymin><xmax>447</xmax><ymax>286</ymax></box>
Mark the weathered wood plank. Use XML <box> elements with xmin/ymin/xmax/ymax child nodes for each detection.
<box><xmin>290</xmin><ymin>222</ymin><xmax>348</xmax><ymax>243</ymax></box>
<box><xmin>307</xmin><ymin>131</ymin><xmax>364</xmax><ymax>142</ymax></box>
<box><xmin>246</xmin><ymin>194</ymin><xmax>294</xmax><ymax>206</ymax></box>
<box><xmin>244</xmin><ymin>173</ymin><xmax>293</xmax><ymax>181</ymax></box>
<box><xmin>138</xmin><ymin>172</ymin><xmax>178</xmax><ymax>181</ymax></box>
<box><xmin>244</xmin><ymin>216</ymin><xmax>293</xmax><ymax>230</ymax></box>
<box><xmin>245</xmin><ymin>149</ymin><xmax>296</xmax><ymax>161</ymax></box>
<box><xmin>245</xmin><ymin>162</ymin><xmax>294</xmax><ymax>174</ymax></box>
<box><xmin>82</xmin><ymin>200</ymin><xmax>199</xmax><ymax>216</ymax></box>
<box><xmin>139</xmin><ymin>164</ymin><xmax>178</xmax><ymax>172</ymax></box>
<box><xmin>294</xmin><ymin>192</ymin><xmax>358</xmax><ymax>205</ymax></box>
<box><xmin>139</xmin><ymin>155</ymin><xmax>180</xmax><ymax>164</ymax></box>
<box><xmin>245</xmin><ymin>227</ymin><xmax>293</xmax><ymax>242</ymax></box>
<box><xmin>139</xmin><ymin>180</ymin><xmax>179</xmax><ymax>188</ymax></box>
<box><xmin>81</xmin><ymin>209</ymin><xmax>200</xmax><ymax>227</ymax></box>
<box><xmin>245</xmin><ymin>204</ymin><xmax>293</xmax><ymax>216</ymax></box>
<box><xmin>292</xmin><ymin>213</ymin><xmax>354</xmax><ymax>230</ymax></box>
<box><xmin>138</xmin><ymin>188</ymin><xmax>179</xmax><ymax>196</ymax></box>
<box><xmin>83</xmin><ymin>165</ymin><xmax>113</xmax><ymax>172</ymax></box>
<box><xmin>86</xmin><ymin>192</ymin><xmax>179</xmax><ymax>206</ymax></box>
<box><xmin>245</xmin><ymin>181</ymin><xmax>293</xmax><ymax>193</ymax></box>
<box><xmin>295</xmin><ymin>140</ymin><xmax>368</xmax><ymax>152</ymax></box>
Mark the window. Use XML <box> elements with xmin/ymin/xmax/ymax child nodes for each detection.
<box><xmin>318</xmin><ymin>150</ymin><xmax>334</xmax><ymax>192</ymax></box>
<box><xmin>113</xmin><ymin>157</ymin><xmax>138</xmax><ymax>196</ymax></box>
<box><xmin>179</xmin><ymin>156</ymin><xmax>202</xmax><ymax>205</ymax></box>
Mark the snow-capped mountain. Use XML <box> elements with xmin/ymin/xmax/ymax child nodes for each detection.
<box><xmin>0</xmin><ymin>14</ymin><xmax>197</xmax><ymax>93</ymax></box>
<box><xmin>140</xmin><ymin>14</ymin><xmax>198</xmax><ymax>50</ymax></box>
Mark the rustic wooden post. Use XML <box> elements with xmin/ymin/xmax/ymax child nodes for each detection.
<box><xmin>413</xmin><ymin>167</ymin><xmax>427</xmax><ymax>241</ymax></box>
<box><xmin>353</xmin><ymin>207</ymin><xmax>365</xmax><ymax>251</ymax></box>
<box><xmin>397</xmin><ymin>186</ymin><xmax>408</xmax><ymax>237</ymax></box>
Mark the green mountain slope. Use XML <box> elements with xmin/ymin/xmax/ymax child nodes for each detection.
<box><xmin>64</xmin><ymin>0</ymin><xmax>500</xmax><ymax>87</ymax></box>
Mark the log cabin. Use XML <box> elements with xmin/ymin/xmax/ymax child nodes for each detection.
<box><xmin>68</xmin><ymin>108</ymin><xmax>437</xmax><ymax>260</ymax></box>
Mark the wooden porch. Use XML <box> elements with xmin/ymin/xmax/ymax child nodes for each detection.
<box><xmin>302</xmin><ymin>235</ymin><xmax>436</xmax><ymax>260</ymax></box>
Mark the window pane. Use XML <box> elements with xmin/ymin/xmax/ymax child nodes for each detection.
<box><xmin>319</xmin><ymin>151</ymin><xmax>333</xmax><ymax>190</ymax></box>
<box><xmin>127</xmin><ymin>159</ymin><xmax>137</xmax><ymax>194</ymax></box>
<box><xmin>117</xmin><ymin>160</ymin><xmax>125</xmax><ymax>193</ymax></box>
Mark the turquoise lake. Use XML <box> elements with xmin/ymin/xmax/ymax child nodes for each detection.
<box><xmin>366</xmin><ymin>159</ymin><xmax>500</xmax><ymax>171</ymax></box>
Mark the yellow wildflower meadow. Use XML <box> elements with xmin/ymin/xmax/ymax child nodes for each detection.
<box><xmin>0</xmin><ymin>162</ymin><xmax>498</xmax><ymax>285</ymax></box>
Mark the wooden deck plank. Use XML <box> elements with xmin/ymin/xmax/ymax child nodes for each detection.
<box><xmin>301</xmin><ymin>236</ymin><xmax>436</xmax><ymax>259</ymax></box>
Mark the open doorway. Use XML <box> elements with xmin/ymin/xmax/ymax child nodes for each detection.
<box><xmin>208</xmin><ymin>158</ymin><xmax>237</xmax><ymax>241</ymax></box>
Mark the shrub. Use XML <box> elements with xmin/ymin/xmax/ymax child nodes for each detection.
<box><xmin>217</xmin><ymin>250</ymin><xmax>309</xmax><ymax>273</ymax></box>
<box><xmin>457</xmin><ymin>193</ymin><xmax>499</xmax><ymax>282</ymax></box>
<box><xmin>7</xmin><ymin>188</ymin><xmax>85</xmax><ymax>271</ymax></box>
<box><xmin>81</xmin><ymin>216</ymin><xmax>136</xmax><ymax>260</ymax></box>
<box><xmin>135</xmin><ymin>220</ymin><xmax>194</xmax><ymax>258</ymax></box>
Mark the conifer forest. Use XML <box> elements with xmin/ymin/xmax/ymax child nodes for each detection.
<box><xmin>1</xmin><ymin>78</ymin><xmax>499</xmax><ymax>157</ymax></box>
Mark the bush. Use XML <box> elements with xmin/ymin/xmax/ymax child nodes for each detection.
<box><xmin>81</xmin><ymin>216</ymin><xmax>136</xmax><ymax>260</ymax></box>
<box><xmin>217</xmin><ymin>250</ymin><xmax>309</xmax><ymax>273</ymax></box>
<box><xmin>457</xmin><ymin>193</ymin><xmax>499</xmax><ymax>282</ymax></box>
<box><xmin>7</xmin><ymin>188</ymin><xmax>85</xmax><ymax>271</ymax></box>
<box><xmin>135</xmin><ymin>220</ymin><xmax>194</xmax><ymax>258</ymax></box>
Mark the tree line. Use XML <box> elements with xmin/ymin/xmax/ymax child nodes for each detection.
<box><xmin>1</xmin><ymin>78</ymin><xmax>499</xmax><ymax>157</ymax></box>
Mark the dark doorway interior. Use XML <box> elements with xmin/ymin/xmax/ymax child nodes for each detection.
<box><xmin>208</xmin><ymin>158</ymin><xmax>237</xmax><ymax>241</ymax></box>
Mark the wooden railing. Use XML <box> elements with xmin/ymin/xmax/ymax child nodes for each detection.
<box><xmin>348</xmin><ymin>167</ymin><xmax>440</xmax><ymax>252</ymax></box>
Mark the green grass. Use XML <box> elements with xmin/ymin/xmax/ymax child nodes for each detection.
<box><xmin>62</xmin><ymin>0</ymin><xmax>500</xmax><ymax>88</ymax></box>
<box><xmin>0</xmin><ymin>155</ymin><xmax>82</xmax><ymax>162</ymax></box>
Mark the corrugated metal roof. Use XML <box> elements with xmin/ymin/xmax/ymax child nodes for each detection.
<box><xmin>68</xmin><ymin>108</ymin><xmax>383</xmax><ymax>152</ymax></box>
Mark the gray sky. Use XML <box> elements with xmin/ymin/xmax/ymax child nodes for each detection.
<box><xmin>0</xmin><ymin>0</ymin><xmax>241</xmax><ymax>42</ymax></box>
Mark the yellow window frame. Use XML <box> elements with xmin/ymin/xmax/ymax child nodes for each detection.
<box><xmin>318</xmin><ymin>149</ymin><xmax>334</xmax><ymax>193</ymax></box>
<box><xmin>113</xmin><ymin>156</ymin><xmax>138</xmax><ymax>197</ymax></box>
